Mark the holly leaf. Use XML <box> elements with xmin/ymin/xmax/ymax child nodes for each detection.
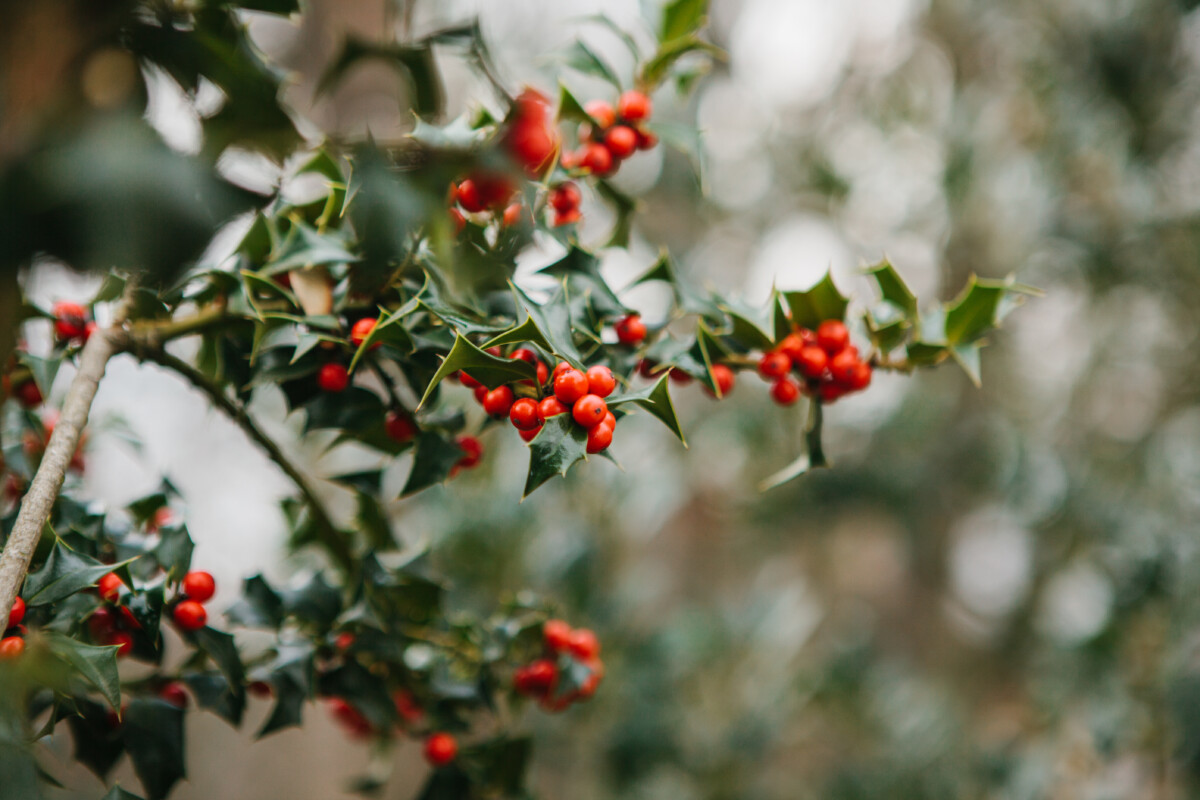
<box><xmin>866</xmin><ymin>259</ymin><xmax>917</xmax><ymax>316</ymax></box>
<box><xmin>183</xmin><ymin>673</ymin><xmax>244</xmax><ymax>725</ymax></box>
<box><xmin>943</xmin><ymin>275</ymin><xmax>1034</xmax><ymax>345</ymax></box>
<box><xmin>265</xmin><ymin>222</ymin><xmax>358</xmax><ymax>274</ymax></box>
<box><xmin>24</xmin><ymin>541</ymin><xmax>138</xmax><ymax>607</ymax></box>
<box><xmin>226</xmin><ymin>575</ymin><xmax>284</xmax><ymax>628</ymax></box>
<box><xmin>556</xmin><ymin>84</ymin><xmax>599</xmax><ymax>126</ymax></box>
<box><xmin>101</xmin><ymin>786</ymin><xmax>147</xmax><ymax>800</ymax></box>
<box><xmin>537</xmin><ymin>245</ymin><xmax>628</xmax><ymax>317</ymax></box>
<box><xmin>564</xmin><ymin>40</ymin><xmax>621</xmax><ymax>88</ymax></box>
<box><xmin>123</xmin><ymin>699</ymin><xmax>185</xmax><ymax>800</ymax></box>
<box><xmin>504</xmin><ymin>283</ymin><xmax>586</xmax><ymax>366</ymax></box>
<box><xmin>66</xmin><ymin>698</ymin><xmax>125</xmax><ymax>780</ymax></box>
<box><xmin>417</xmin><ymin>334</ymin><xmax>536</xmax><ymax>408</ymax></box>
<box><xmin>256</xmin><ymin>671</ymin><xmax>307</xmax><ymax>738</ymax></box>
<box><xmin>758</xmin><ymin>401</ymin><xmax>827</xmax><ymax>490</ymax></box>
<box><xmin>280</xmin><ymin>574</ymin><xmax>343</xmax><ymax>627</ymax></box>
<box><xmin>523</xmin><ymin>415</ymin><xmax>589</xmax><ymax>497</ymax></box>
<box><xmin>192</xmin><ymin>628</ymin><xmax>246</xmax><ymax>703</ymax></box>
<box><xmin>153</xmin><ymin>523</ymin><xmax>194</xmax><ymax>584</ymax></box>
<box><xmin>401</xmin><ymin>432</ymin><xmax>469</xmax><ymax>496</ymax></box>
<box><xmin>782</xmin><ymin>272</ymin><xmax>849</xmax><ymax>330</ymax></box>
<box><xmin>44</xmin><ymin>633</ymin><xmax>121</xmax><ymax>711</ymax></box>
<box><xmin>607</xmin><ymin>374</ymin><xmax>687</xmax><ymax>445</ymax></box>
<box><xmin>660</xmin><ymin>0</ymin><xmax>708</xmax><ymax>43</ymax></box>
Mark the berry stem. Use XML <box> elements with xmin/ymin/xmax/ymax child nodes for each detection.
<box><xmin>131</xmin><ymin>346</ymin><xmax>355</xmax><ymax>573</ymax></box>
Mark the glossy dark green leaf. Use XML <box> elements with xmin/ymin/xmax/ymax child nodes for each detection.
<box><xmin>281</xmin><ymin>573</ymin><xmax>343</xmax><ymax>627</ymax></box>
<box><xmin>538</xmin><ymin>245</ymin><xmax>628</xmax><ymax>317</ymax></box>
<box><xmin>317</xmin><ymin>661</ymin><xmax>396</xmax><ymax>730</ymax></box>
<box><xmin>782</xmin><ymin>272</ymin><xmax>850</xmax><ymax>330</ymax></box>
<box><xmin>16</xmin><ymin>353</ymin><xmax>61</xmax><ymax>399</ymax></box>
<box><xmin>226</xmin><ymin>574</ymin><xmax>284</xmax><ymax>628</ymax></box>
<box><xmin>417</xmin><ymin>334</ymin><xmax>536</xmax><ymax>407</ymax></box>
<box><xmin>641</xmin><ymin>37</ymin><xmax>723</xmax><ymax>92</ymax></box>
<box><xmin>867</xmin><ymin>259</ymin><xmax>917</xmax><ymax>315</ymax></box>
<box><xmin>557</xmin><ymin>84</ymin><xmax>600</xmax><ymax>126</ymax></box>
<box><xmin>44</xmin><ymin>633</ymin><xmax>121</xmax><ymax>711</ymax></box>
<box><xmin>524</xmin><ymin>415</ymin><xmax>590</xmax><ymax>497</ymax></box>
<box><xmin>123</xmin><ymin>699</ymin><xmax>185</xmax><ymax>800</ymax></box>
<box><xmin>401</xmin><ymin>432</ymin><xmax>469</xmax><ymax>497</ymax></box>
<box><xmin>469</xmin><ymin>735</ymin><xmax>533</xmax><ymax>795</ymax></box>
<box><xmin>564</xmin><ymin>40</ymin><xmax>621</xmax><ymax>87</ymax></box>
<box><xmin>660</xmin><ymin>0</ymin><xmax>709</xmax><ymax>43</ymax></box>
<box><xmin>607</xmin><ymin>374</ymin><xmax>687</xmax><ymax>445</ymax></box>
<box><xmin>256</xmin><ymin>671</ymin><xmax>307</xmax><ymax>738</ymax></box>
<box><xmin>66</xmin><ymin>698</ymin><xmax>124</xmax><ymax>781</ymax></box>
<box><xmin>153</xmin><ymin>524</ymin><xmax>194</xmax><ymax>584</ymax></box>
<box><xmin>183</xmin><ymin>673</ymin><xmax>244</xmax><ymax>725</ymax></box>
<box><xmin>355</xmin><ymin>491</ymin><xmax>393</xmax><ymax>550</ymax></box>
<box><xmin>192</xmin><ymin>628</ymin><xmax>246</xmax><ymax>703</ymax></box>
<box><xmin>24</xmin><ymin>541</ymin><xmax>137</xmax><ymax>607</ymax></box>
<box><xmin>507</xmin><ymin>283</ymin><xmax>586</xmax><ymax>366</ymax></box>
<box><xmin>942</xmin><ymin>275</ymin><xmax>1034</xmax><ymax>345</ymax></box>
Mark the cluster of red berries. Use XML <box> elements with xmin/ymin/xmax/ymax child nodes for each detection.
<box><xmin>512</xmin><ymin>619</ymin><xmax>604</xmax><ymax>712</ymax></box>
<box><xmin>325</xmin><ymin>687</ymin><xmax>455</xmax><ymax>768</ymax></box>
<box><xmin>562</xmin><ymin>90</ymin><xmax>656</xmax><ymax>176</ymax></box>
<box><xmin>757</xmin><ymin>319</ymin><xmax>872</xmax><ymax>405</ymax></box>
<box><xmin>449</xmin><ymin>173</ymin><xmax>523</xmax><ymax>233</ymax></box>
<box><xmin>52</xmin><ymin>300</ymin><xmax>95</xmax><ymax>344</ymax></box>
<box><xmin>462</xmin><ymin>348</ymin><xmax>618</xmax><ymax>454</ymax></box>
<box><xmin>88</xmin><ymin>569</ymin><xmax>215</xmax><ymax>656</ymax></box>
<box><xmin>0</xmin><ymin>596</ymin><xmax>27</xmax><ymax>660</ymax></box>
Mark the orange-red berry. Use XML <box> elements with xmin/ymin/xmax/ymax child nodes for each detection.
<box><xmin>758</xmin><ymin>351</ymin><xmax>791</xmax><ymax>379</ymax></box>
<box><xmin>618</xmin><ymin>90</ymin><xmax>652</xmax><ymax>122</ymax></box>
<box><xmin>424</xmin><ymin>732</ymin><xmax>459</xmax><ymax>767</ymax></box>
<box><xmin>98</xmin><ymin>573</ymin><xmax>123</xmax><ymax>603</ymax></box>
<box><xmin>770</xmin><ymin>377</ymin><xmax>801</xmax><ymax>405</ymax></box>
<box><xmin>510</xmin><ymin>397</ymin><xmax>540</xmax><ymax>430</ymax></box>
<box><xmin>573</xmin><ymin>395</ymin><xmax>608</xmax><ymax>428</ymax></box>
<box><xmin>614</xmin><ymin>314</ymin><xmax>646</xmax><ymax>345</ymax></box>
<box><xmin>544</xmin><ymin>619</ymin><xmax>572</xmax><ymax>652</ymax></box>
<box><xmin>482</xmin><ymin>385</ymin><xmax>515</xmax><ymax>418</ymax></box>
<box><xmin>816</xmin><ymin>320</ymin><xmax>849</xmax><ymax>354</ymax></box>
<box><xmin>173</xmin><ymin>600</ymin><xmax>207</xmax><ymax>632</ymax></box>
<box><xmin>585</xmin><ymin>365</ymin><xmax>616</xmax><ymax>398</ymax></box>
<box><xmin>385</xmin><ymin>411</ymin><xmax>418</xmax><ymax>444</ymax></box>
<box><xmin>182</xmin><ymin>571</ymin><xmax>215</xmax><ymax>603</ymax></box>
<box><xmin>8</xmin><ymin>597</ymin><xmax>24</xmax><ymax>629</ymax></box>
<box><xmin>317</xmin><ymin>363</ymin><xmax>350</xmax><ymax>393</ymax></box>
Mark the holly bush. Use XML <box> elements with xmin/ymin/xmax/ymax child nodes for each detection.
<box><xmin>0</xmin><ymin>2</ymin><xmax>1032</xmax><ymax>799</ymax></box>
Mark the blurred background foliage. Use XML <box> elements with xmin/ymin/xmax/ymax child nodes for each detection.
<box><xmin>8</xmin><ymin>0</ymin><xmax>1200</xmax><ymax>798</ymax></box>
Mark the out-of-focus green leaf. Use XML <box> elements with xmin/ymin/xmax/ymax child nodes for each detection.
<box><xmin>783</xmin><ymin>272</ymin><xmax>850</xmax><ymax>330</ymax></box>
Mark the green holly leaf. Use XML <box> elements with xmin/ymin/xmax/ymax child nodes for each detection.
<box><xmin>417</xmin><ymin>334</ymin><xmax>536</xmax><ymax>408</ymax></box>
<box><xmin>123</xmin><ymin>699</ymin><xmax>186</xmax><ymax>800</ymax></box>
<box><xmin>720</xmin><ymin>304</ymin><xmax>775</xmax><ymax>351</ymax></box>
<box><xmin>280</xmin><ymin>574</ymin><xmax>343</xmax><ymax>627</ymax></box>
<box><xmin>226</xmin><ymin>575</ymin><xmax>285</xmax><ymax>628</ymax></box>
<box><xmin>183</xmin><ymin>673</ymin><xmax>244</xmax><ymax>725</ymax></box>
<box><xmin>153</xmin><ymin>523</ymin><xmax>194</xmax><ymax>584</ymax></box>
<box><xmin>401</xmin><ymin>432</ymin><xmax>468</xmax><ymax>496</ymax></box>
<box><xmin>564</xmin><ymin>40</ymin><xmax>621</xmax><ymax>88</ymax></box>
<box><xmin>348</xmin><ymin>296</ymin><xmax>421</xmax><ymax>372</ymax></box>
<box><xmin>101</xmin><ymin>786</ymin><xmax>146</xmax><ymax>800</ymax></box>
<box><xmin>256</xmin><ymin>671</ymin><xmax>307</xmax><ymax>738</ymax></box>
<box><xmin>863</xmin><ymin>310</ymin><xmax>911</xmax><ymax>354</ymax></box>
<box><xmin>949</xmin><ymin>342</ymin><xmax>983</xmax><ymax>387</ymax></box>
<box><xmin>758</xmin><ymin>401</ymin><xmax>827</xmax><ymax>490</ymax></box>
<box><xmin>318</xmin><ymin>661</ymin><xmax>397</xmax><ymax>731</ymax></box>
<box><xmin>867</xmin><ymin>259</ymin><xmax>917</xmax><ymax>316</ymax></box>
<box><xmin>265</xmin><ymin>222</ymin><xmax>358</xmax><ymax>274</ymax></box>
<box><xmin>607</xmin><ymin>374</ymin><xmax>686</xmax><ymax>445</ymax></box>
<box><xmin>24</xmin><ymin>541</ymin><xmax>138</xmax><ymax>607</ymax></box>
<box><xmin>537</xmin><ymin>245</ymin><xmax>628</xmax><ymax>317</ymax></box>
<box><xmin>641</xmin><ymin>36</ymin><xmax>722</xmax><ymax>89</ymax></box>
<box><xmin>16</xmin><ymin>353</ymin><xmax>61</xmax><ymax>399</ymax></box>
<box><xmin>43</xmin><ymin>633</ymin><xmax>121</xmax><ymax>711</ymax></box>
<box><xmin>659</xmin><ymin>0</ymin><xmax>708</xmax><ymax>43</ymax></box>
<box><xmin>782</xmin><ymin>272</ymin><xmax>849</xmax><ymax>331</ymax></box>
<box><xmin>191</xmin><ymin>628</ymin><xmax>246</xmax><ymax>705</ymax></box>
<box><xmin>66</xmin><ymin>698</ymin><xmax>125</xmax><ymax>781</ymax></box>
<box><xmin>943</xmin><ymin>275</ymin><xmax>1035</xmax><ymax>345</ymax></box>
<box><xmin>504</xmin><ymin>283</ymin><xmax>586</xmax><ymax>366</ymax></box>
<box><xmin>524</xmin><ymin>415</ymin><xmax>590</xmax><ymax>497</ymax></box>
<box><xmin>557</xmin><ymin>84</ymin><xmax>600</xmax><ymax>126</ymax></box>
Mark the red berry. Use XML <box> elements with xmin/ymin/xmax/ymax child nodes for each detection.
<box><xmin>602</xmin><ymin>411</ymin><xmax>616</xmax><ymax>429</ymax></box>
<box><xmin>502</xmin><ymin>202</ymin><xmax>522</xmax><ymax>227</ymax></box>
<box><xmin>820</xmin><ymin>382</ymin><xmax>846</xmax><ymax>404</ymax></box>
<box><xmin>249</xmin><ymin>681</ymin><xmax>273</xmax><ymax>698</ymax></box>
<box><xmin>585</xmin><ymin>365</ymin><xmax>616</xmax><ymax>398</ymax></box>
<box><xmin>456</xmin><ymin>179</ymin><xmax>485</xmax><ymax>213</ymax></box>
<box><xmin>614</xmin><ymin>314</ymin><xmax>647</xmax><ymax>344</ymax></box>
<box><xmin>816</xmin><ymin>320</ymin><xmax>850</xmax><ymax>354</ymax></box>
<box><xmin>535</xmin><ymin>360</ymin><xmax>549</xmax><ymax>386</ymax></box>
<box><xmin>567</xmin><ymin>628</ymin><xmax>600</xmax><ymax>660</ymax></box>
<box><xmin>778</xmin><ymin>333</ymin><xmax>806</xmax><ymax>362</ymax></box>
<box><xmin>758</xmin><ymin>351</ymin><xmax>791</xmax><ymax>379</ymax></box>
<box><xmin>796</xmin><ymin>346</ymin><xmax>828</xmax><ymax>378</ymax></box>
<box><xmin>550</xmin><ymin>182</ymin><xmax>581</xmax><ymax>214</ymax></box>
<box><xmin>350</xmin><ymin>318</ymin><xmax>378</xmax><ymax>349</ymax></box>
<box><xmin>543</xmin><ymin>619</ymin><xmax>572</xmax><ymax>652</ymax></box>
<box><xmin>456</xmin><ymin>436</ymin><xmax>483</xmax><ymax>468</ymax></box>
<box><xmin>8</xmin><ymin>597</ymin><xmax>24</xmax><ymax>629</ymax></box>
<box><xmin>509</xmin><ymin>398</ymin><xmax>540</xmax><ymax>430</ymax></box>
<box><xmin>844</xmin><ymin>361</ymin><xmax>872</xmax><ymax>391</ymax></box>
<box><xmin>770</xmin><ymin>377</ymin><xmax>801</xmax><ymax>406</ymax></box>
<box><xmin>160</xmin><ymin>682</ymin><xmax>189</xmax><ymax>708</ymax></box>
<box><xmin>506</xmin><ymin>92</ymin><xmax>559</xmax><ymax>175</ymax></box>
<box><xmin>519</xmin><ymin>425</ymin><xmax>542</xmax><ymax>443</ymax></box>
<box><xmin>705</xmin><ymin>364</ymin><xmax>736</xmax><ymax>398</ymax></box>
<box><xmin>638</xmin><ymin>359</ymin><xmax>659</xmax><ymax>378</ymax></box>
<box><xmin>317</xmin><ymin>363</ymin><xmax>350</xmax><ymax>393</ymax></box>
<box><xmin>573</xmin><ymin>395</ymin><xmax>608</xmax><ymax>428</ymax></box>
<box><xmin>448</xmin><ymin>207</ymin><xmax>466</xmax><ymax>234</ymax></box>
<box><xmin>118</xmin><ymin>605</ymin><xmax>142</xmax><ymax>630</ymax></box>
<box><xmin>88</xmin><ymin>607</ymin><xmax>115</xmax><ymax>640</ymax></box>
<box><xmin>328</xmin><ymin>698</ymin><xmax>372</xmax><ymax>738</ymax></box>
<box><xmin>605</xmin><ymin>125</ymin><xmax>638</xmax><ymax>159</ymax></box>
<box><xmin>510</xmin><ymin>348</ymin><xmax>537</xmax><ymax>364</ymax></box>
<box><xmin>584</xmin><ymin>100</ymin><xmax>616</xmax><ymax>130</ymax></box>
<box><xmin>14</xmin><ymin>381</ymin><xmax>42</xmax><ymax>408</ymax></box>
<box><xmin>580</xmin><ymin>142</ymin><xmax>614</xmax><ymax>174</ymax></box>
<box><xmin>829</xmin><ymin>349</ymin><xmax>859</xmax><ymax>384</ymax></box>
<box><xmin>181</xmin><ymin>571</ymin><xmax>215</xmax><ymax>603</ymax></box>
<box><xmin>669</xmin><ymin>369</ymin><xmax>693</xmax><ymax>385</ymax></box>
<box><xmin>149</xmin><ymin>506</ymin><xmax>176</xmax><ymax>532</ymax></box>
<box><xmin>334</xmin><ymin>632</ymin><xmax>356</xmax><ymax>651</ymax></box>
<box><xmin>618</xmin><ymin>90</ymin><xmax>652</xmax><ymax>122</ymax></box>
<box><xmin>173</xmin><ymin>600</ymin><xmax>207</xmax><ymax>632</ymax></box>
<box><xmin>108</xmin><ymin>631</ymin><xmax>134</xmax><ymax>657</ymax></box>
<box><xmin>554</xmin><ymin>369</ymin><xmax>589</xmax><ymax>404</ymax></box>
<box><xmin>553</xmin><ymin>207</ymin><xmax>582</xmax><ymax>227</ymax></box>
<box><xmin>0</xmin><ymin>636</ymin><xmax>24</xmax><ymax>659</ymax></box>
<box><xmin>385</xmin><ymin>411</ymin><xmax>418</xmax><ymax>444</ymax></box>
<box><xmin>53</xmin><ymin>301</ymin><xmax>88</xmax><ymax>340</ymax></box>
<box><xmin>459</xmin><ymin>371</ymin><xmax>481</xmax><ymax>389</ymax></box>
<box><xmin>482</xmin><ymin>385</ymin><xmax>515</xmax><ymax>418</ymax></box>
<box><xmin>586</xmin><ymin>423</ymin><xmax>613</xmax><ymax>453</ymax></box>
<box><xmin>552</xmin><ymin>361</ymin><xmax>572</xmax><ymax>381</ymax></box>
<box><xmin>515</xmin><ymin>658</ymin><xmax>558</xmax><ymax>696</ymax></box>
<box><xmin>635</xmin><ymin>128</ymin><xmax>658</xmax><ymax>150</ymax></box>
<box><xmin>393</xmin><ymin>689</ymin><xmax>424</xmax><ymax>724</ymax></box>
<box><xmin>98</xmin><ymin>573</ymin><xmax>123</xmax><ymax>603</ymax></box>
<box><xmin>424</xmin><ymin>732</ymin><xmax>458</xmax><ymax>767</ymax></box>
<box><xmin>538</xmin><ymin>396</ymin><xmax>567</xmax><ymax>420</ymax></box>
<box><xmin>473</xmin><ymin>385</ymin><xmax>488</xmax><ymax>404</ymax></box>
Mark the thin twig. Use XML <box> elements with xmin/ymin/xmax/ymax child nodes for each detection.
<box><xmin>0</xmin><ymin>317</ymin><xmax>131</xmax><ymax>622</ymax></box>
<box><xmin>131</xmin><ymin>346</ymin><xmax>355</xmax><ymax>573</ymax></box>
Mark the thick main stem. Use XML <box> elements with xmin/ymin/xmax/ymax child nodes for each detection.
<box><xmin>0</xmin><ymin>327</ymin><xmax>120</xmax><ymax>623</ymax></box>
<box><xmin>132</xmin><ymin>347</ymin><xmax>354</xmax><ymax>572</ymax></box>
